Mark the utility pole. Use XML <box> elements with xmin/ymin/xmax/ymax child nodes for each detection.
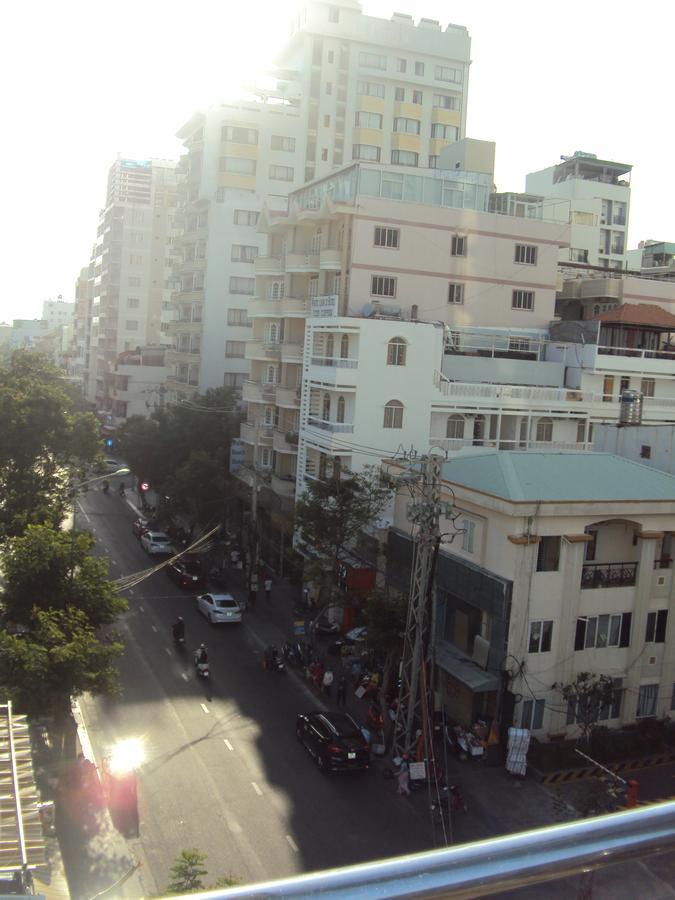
<box><xmin>393</xmin><ymin>454</ymin><xmax>445</xmax><ymax>760</ymax></box>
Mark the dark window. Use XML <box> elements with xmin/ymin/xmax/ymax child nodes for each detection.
<box><xmin>536</xmin><ymin>536</ymin><xmax>561</xmax><ymax>572</ymax></box>
<box><xmin>585</xmin><ymin>529</ymin><xmax>598</xmax><ymax>561</ymax></box>
<box><xmin>641</xmin><ymin>445</ymin><xmax>652</xmax><ymax>459</ymax></box>
<box><xmin>645</xmin><ymin>609</ymin><xmax>668</xmax><ymax>643</ymax></box>
<box><xmin>528</xmin><ymin>620</ymin><xmax>553</xmax><ymax>653</ymax></box>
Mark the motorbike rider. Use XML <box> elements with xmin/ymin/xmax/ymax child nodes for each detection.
<box><xmin>102</xmin><ymin>480</ymin><xmax>110</xmax><ymax>494</ymax></box>
<box><xmin>195</xmin><ymin>643</ymin><xmax>208</xmax><ymax>665</ymax></box>
<box><xmin>172</xmin><ymin>617</ymin><xmax>185</xmax><ymax>642</ymax></box>
<box><xmin>118</xmin><ymin>482</ymin><xmax>126</xmax><ymax>497</ymax></box>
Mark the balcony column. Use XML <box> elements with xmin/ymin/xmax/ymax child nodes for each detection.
<box><xmin>622</xmin><ymin>533</ymin><xmax>663</xmax><ymax>723</ymax></box>
<box><xmin>555</xmin><ymin>537</ymin><xmax>594</xmax><ymax>726</ymax></box>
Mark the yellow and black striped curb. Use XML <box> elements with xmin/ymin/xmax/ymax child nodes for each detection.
<box><xmin>535</xmin><ymin>752</ymin><xmax>675</xmax><ymax>784</ymax></box>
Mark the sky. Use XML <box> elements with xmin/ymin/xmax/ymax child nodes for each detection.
<box><xmin>3</xmin><ymin>0</ymin><xmax>674</xmax><ymax>322</ymax></box>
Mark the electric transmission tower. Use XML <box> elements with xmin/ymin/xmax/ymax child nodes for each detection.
<box><xmin>392</xmin><ymin>454</ymin><xmax>454</xmax><ymax>759</ymax></box>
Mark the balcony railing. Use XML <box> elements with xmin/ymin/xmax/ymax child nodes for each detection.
<box><xmin>311</xmin><ymin>356</ymin><xmax>358</xmax><ymax>368</ymax></box>
<box><xmin>597</xmin><ymin>344</ymin><xmax>675</xmax><ymax>361</ymax></box>
<box><xmin>581</xmin><ymin>561</ymin><xmax>638</xmax><ymax>589</ymax></box>
<box><xmin>307</xmin><ymin>417</ymin><xmax>354</xmax><ymax>433</ymax></box>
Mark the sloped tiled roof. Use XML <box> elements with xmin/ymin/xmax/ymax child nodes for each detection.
<box><xmin>591</xmin><ymin>303</ymin><xmax>675</xmax><ymax>329</ymax></box>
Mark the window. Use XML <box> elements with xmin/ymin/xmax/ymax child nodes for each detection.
<box><xmin>225</xmin><ymin>341</ymin><xmax>245</xmax><ymax>358</ymax></box>
<box><xmin>352</xmin><ymin>144</ymin><xmax>381</xmax><ymax>162</ymax></box>
<box><xmin>231</xmin><ymin>245</ymin><xmax>258</xmax><ymax>263</ymax></box>
<box><xmin>598</xmin><ymin>678</ymin><xmax>623</xmax><ymax>721</ymax></box>
<box><xmin>641</xmin><ymin>378</ymin><xmax>655</xmax><ymax>397</ymax></box>
<box><xmin>535</xmin><ymin>417</ymin><xmax>553</xmax><ymax>443</ymax></box>
<box><xmin>125</xmin><ymin>320</ymin><xmax>139</xmax><ymax>331</ymax></box>
<box><xmin>322</xmin><ymin>393</ymin><xmax>330</xmax><ymax>420</ymax></box>
<box><xmin>271</xmin><ymin>135</ymin><xmax>296</xmax><ymax>152</ymax></box>
<box><xmin>512</xmin><ymin>290</ymin><xmax>534</xmax><ymax>311</ymax></box>
<box><xmin>128</xmin><ymin>275</ymin><xmax>142</xmax><ymax>287</ymax></box>
<box><xmin>515</xmin><ymin>244</ymin><xmax>538</xmax><ymax>265</ymax></box>
<box><xmin>461</xmin><ymin>518</ymin><xmax>475</xmax><ymax>553</ymax></box>
<box><xmin>397</xmin><ymin>58</ymin><xmax>407</xmax><ymax>73</ymax></box>
<box><xmin>227</xmin><ymin>309</ymin><xmax>250</xmax><ymax>326</ymax></box>
<box><xmin>429</xmin><ymin>155</ymin><xmax>438</xmax><ymax>169</ymax></box>
<box><xmin>358</xmin><ymin>52</ymin><xmax>386</xmax><ymax>70</ymax></box>
<box><xmin>394</xmin><ymin>87</ymin><xmax>405</xmax><ymax>101</ymax></box>
<box><xmin>446</xmin><ymin>415</ymin><xmax>464</xmax><ymax>439</ymax></box>
<box><xmin>394</xmin><ymin>117</ymin><xmax>421</xmax><ymax>134</ymax></box>
<box><xmin>574</xmin><ymin>612</ymin><xmax>632</xmax><ymax>650</ymax></box>
<box><xmin>528</xmin><ymin>620</ymin><xmax>553</xmax><ymax>653</ymax></box>
<box><xmin>387</xmin><ymin>337</ymin><xmax>406</xmax><ymax>366</ymax></box>
<box><xmin>127</xmin><ymin>297</ymin><xmax>140</xmax><ymax>308</ymax></box>
<box><xmin>269</xmin><ymin>165</ymin><xmax>294</xmax><ymax>181</ymax></box>
<box><xmin>641</xmin><ymin>444</ymin><xmax>652</xmax><ymax>459</ymax></box>
<box><xmin>357</xmin><ymin>81</ymin><xmax>385</xmax><ymax>99</ymax></box>
<box><xmin>602</xmin><ymin>375</ymin><xmax>614</xmax><ymax>402</ymax></box>
<box><xmin>451</xmin><ymin>235</ymin><xmax>466</xmax><ymax>257</ymax></box>
<box><xmin>268</xmin><ymin>281</ymin><xmax>285</xmax><ymax>300</ymax></box>
<box><xmin>374</xmin><ymin>226</ymin><xmax>400</xmax><ymax>248</ymax></box>
<box><xmin>224</xmin><ymin>373</ymin><xmax>245</xmax><ymax>388</ymax></box>
<box><xmin>371</xmin><ymin>276</ymin><xmax>396</xmax><ymax>297</ymax></box>
<box><xmin>645</xmin><ymin>609</ymin><xmax>668</xmax><ymax>643</ymax></box>
<box><xmin>637</xmin><ymin>683</ymin><xmax>659</xmax><ymax>718</ymax></box>
<box><xmin>328</xmin><ymin>6</ymin><xmax>339</xmax><ymax>23</ymax></box>
<box><xmin>220</xmin><ymin>156</ymin><xmax>256</xmax><ymax>175</ymax></box>
<box><xmin>325</xmin><ymin>334</ymin><xmax>334</xmax><ymax>358</ymax></box>
<box><xmin>324</xmin><ymin>115</ymin><xmax>331</xmax><ymax>127</ymax></box>
<box><xmin>229</xmin><ymin>276</ymin><xmax>255</xmax><ymax>295</ymax></box>
<box><xmin>415</xmin><ymin>61</ymin><xmax>425</xmax><ymax>76</ymax></box>
<box><xmin>221</xmin><ymin>126</ymin><xmax>258</xmax><ymax>144</ymax></box>
<box><xmin>391</xmin><ymin>150</ymin><xmax>418</xmax><ymax>166</ymax></box>
<box><xmin>412</xmin><ymin>90</ymin><xmax>423</xmax><ymax>104</ymax></box>
<box><xmin>620</xmin><ymin>376</ymin><xmax>630</xmax><ymax>395</ymax></box>
<box><xmin>336</xmin><ymin>395</ymin><xmax>345</xmax><ymax>423</ymax></box>
<box><xmin>355</xmin><ymin>111</ymin><xmax>383</xmax><ymax>129</ymax></box>
<box><xmin>233</xmin><ymin>209</ymin><xmax>259</xmax><ymax>226</ymax></box>
<box><xmin>340</xmin><ymin>334</ymin><xmax>349</xmax><ymax>358</ymax></box>
<box><xmin>383</xmin><ymin>400</ymin><xmax>404</xmax><ymax>429</ymax></box>
<box><xmin>263</xmin><ymin>365</ymin><xmax>277</xmax><ymax>385</ymax></box>
<box><xmin>537</xmin><ymin>536</ymin><xmax>560</xmax><ymax>572</ymax></box>
<box><xmin>129</xmin><ymin>253</ymin><xmax>143</xmax><ymax>265</ymax></box>
<box><xmin>521</xmin><ymin>699</ymin><xmax>545</xmax><ymax>731</ymax></box>
<box><xmin>435</xmin><ymin>65</ymin><xmax>463</xmax><ymax>83</ymax></box>
<box><xmin>325</xmin><ymin>81</ymin><xmax>333</xmax><ymax>95</ymax></box>
<box><xmin>433</xmin><ymin>93</ymin><xmax>460</xmax><ymax>110</ymax></box>
<box><xmin>430</xmin><ymin>123</ymin><xmax>459</xmax><ymax>140</ymax></box>
<box><xmin>447</xmin><ymin>282</ymin><xmax>464</xmax><ymax>304</ymax></box>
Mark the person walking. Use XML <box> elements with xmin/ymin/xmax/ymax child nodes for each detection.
<box><xmin>336</xmin><ymin>675</ymin><xmax>347</xmax><ymax>707</ymax></box>
<box><xmin>264</xmin><ymin>576</ymin><xmax>272</xmax><ymax>603</ymax></box>
<box><xmin>397</xmin><ymin>754</ymin><xmax>411</xmax><ymax>797</ymax></box>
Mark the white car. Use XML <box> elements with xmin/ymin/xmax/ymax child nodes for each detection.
<box><xmin>140</xmin><ymin>531</ymin><xmax>173</xmax><ymax>555</ymax></box>
<box><xmin>197</xmin><ymin>593</ymin><xmax>242</xmax><ymax>625</ymax></box>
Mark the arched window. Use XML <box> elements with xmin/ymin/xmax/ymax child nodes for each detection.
<box><xmin>536</xmin><ymin>417</ymin><xmax>553</xmax><ymax>443</ymax></box>
<box><xmin>264</xmin><ymin>365</ymin><xmax>277</xmax><ymax>385</ymax></box>
<box><xmin>268</xmin><ymin>322</ymin><xmax>279</xmax><ymax>343</ymax></box>
<box><xmin>446</xmin><ymin>414</ymin><xmax>465</xmax><ymax>440</ymax></box>
<box><xmin>322</xmin><ymin>392</ymin><xmax>331</xmax><ymax>420</ymax></box>
<box><xmin>340</xmin><ymin>334</ymin><xmax>349</xmax><ymax>359</ymax></box>
<box><xmin>336</xmin><ymin>395</ymin><xmax>345</xmax><ymax>423</ymax></box>
<box><xmin>312</xmin><ymin>228</ymin><xmax>323</xmax><ymax>253</ymax></box>
<box><xmin>326</xmin><ymin>334</ymin><xmax>334</xmax><ymax>360</ymax></box>
<box><xmin>387</xmin><ymin>337</ymin><xmax>407</xmax><ymax>366</ymax></box>
<box><xmin>383</xmin><ymin>400</ymin><xmax>404</xmax><ymax>429</ymax></box>
<box><xmin>472</xmin><ymin>414</ymin><xmax>486</xmax><ymax>445</ymax></box>
<box><xmin>269</xmin><ymin>281</ymin><xmax>284</xmax><ymax>300</ymax></box>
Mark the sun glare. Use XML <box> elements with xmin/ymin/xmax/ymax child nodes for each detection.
<box><xmin>108</xmin><ymin>737</ymin><xmax>145</xmax><ymax>775</ymax></box>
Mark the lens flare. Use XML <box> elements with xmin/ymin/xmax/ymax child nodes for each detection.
<box><xmin>108</xmin><ymin>737</ymin><xmax>145</xmax><ymax>775</ymax></box>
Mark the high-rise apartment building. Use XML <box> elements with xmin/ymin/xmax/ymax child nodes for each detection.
<box><xmin>85</xmin><ymin>157</ymin><xmax>177</xmax><ymax>413</ymax></box>
<box><xmin>168</xmin><ymin>1</ymin><xmax>472</xmax><ymax>397</ymax></box>
<box><xmin>525</xmin><ymin>151</ymin><xmax>632</xmax><ymax>270</ymax></box>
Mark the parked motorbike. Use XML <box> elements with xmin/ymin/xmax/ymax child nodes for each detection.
<box><xmin>431</xmin><ymin>783</ymin><xmax>467</xmax><ymax>817</ymax></box>
<box><xmin>262</xmin><ymin>645</ymin><xmax>285</xmax><ymax>674</ymax></box>
<box><xmin>194</xmin><ymin>649</ymin><xmax>209</xmax><ymax>678</ymax></box>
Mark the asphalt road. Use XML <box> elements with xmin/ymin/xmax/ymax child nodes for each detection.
<box><xmin>75</xmin><ymin>488</ymin><xmax>437</xmax><ymax>894</ymax></box>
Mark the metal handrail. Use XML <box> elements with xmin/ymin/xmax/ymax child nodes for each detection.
<box><xmin>187</xmin><ymin>803</ymin><xmax>675</xmax><ymax>899</ymax></box>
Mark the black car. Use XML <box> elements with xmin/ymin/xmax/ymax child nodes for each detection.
<box><xmin>296</xmin><ymin>711</ymin><xmax>370</xmax><ymax>773</ymax></box>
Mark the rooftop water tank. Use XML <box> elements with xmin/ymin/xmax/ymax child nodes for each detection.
<box><xmin>619</xmin><ymin>390</ymin><xmax>643</xmax><ymax>426</ymax></box>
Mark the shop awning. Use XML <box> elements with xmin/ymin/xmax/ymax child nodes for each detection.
<box><xmin>436</xmin><ymin>641</ymin><xmax>500</xmax><ymax>693</ymax></box>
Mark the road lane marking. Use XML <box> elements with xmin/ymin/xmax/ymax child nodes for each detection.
<box><xmin>200</xmin><ymin>703</ymin><xmax>210</xmax><ymax>714</ymax></box>
<box><xmin>286</xmin><ymin>835</ymin><xmax>299</xmax><ymax>853</ymax></box>
<box><xmin>224</xmin><ymin>739</ymin><xmax>234</xmax><ymax>751</ymax></box>
<box><xmin>139</xmin><ymin>604</ymin><xmax>144</xmax><ymax>611</ymax></box>
<box><xmin>181</xmin><ymin>673</ymin><xmax>189</xmax><ymax>681</ymax></box>
<box><xmin>129</xmin><ymin>590</ymin><xmax>134</xmax><ymax>596</ymax></box>
<box><xmin>165</xmin><ymin>647</ymin><xmax>171</xmax><ymax>656</ymax></box>
<box><xmin>227</xmin><ymin>818</ymin><xmax>242</xmax><ymax>834</ymax></box>
<box><xmin>151</xmin><ymin>625</ymin><xmax>157</xmax><ymax>632</ymax></box>
<box><xmin>251</xmin><ymin>782</ymin><xmax>263</xmax><ymax>796</ymax></box>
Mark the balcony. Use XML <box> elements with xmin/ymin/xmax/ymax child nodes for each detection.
<box><xmin>273</xmin><ymin>429</ymin><xmax>299</xmax><ymax>454</ymax></box>
<box><xmin>166</xmin><ymin>319</ymin><xmax>202</xmax><ymax>335</ymax></box>
<box><xmin>271</xmin><ymin>472</ymin><xmax>297</xmax><ymax>497</ymax></box>
<box><xmin>581</xmin><ymin>561</ymin><xmax>638</xmax><ymax>589</ymax></box>
<box><xmin>319</xmin><ymin>248</ymin><xmax>342</xmax><ymax>270</ymax></box>
<box><xmin>286</xmin><ymin>252</ymin><xmax>320</xmax><ymax>273</ymax></box>
<box><xmin>281</xmin><ymin>341</ymin><xmax>303</xmax><ymax>363</ymax></box>
<box><xmin>429</xmin><ymin>437</ymin><xmax>593</xmax><ymax>452</ymax></box>
<box><xmin>254</xmin><ymin>256</ymin><xmax>284</xmax><ymax>276</ymax></box>
<box><xmin>276</xmin><ymin>385</ymin><xmax>301</xmax><ymax>408</ymax></box>
<box><xmin>240</xmin><ymin>422</ymin><xmax>274</xmax><ymax>446</ymax></box>
<box><xmin>307</xmin><ymin>416</ymin><xmax>355</xmax><ymax>434</ymax></box>
<box><xmin>242</xmin><ymin>380</ymin><xmax>265</xmax><ymax>404</ymax></box>
<box><xmin>245</xmin><ymin>341</ymin><xmax>282</xmax><ymax>362</ymax></box>
<box><xmin>248</xmin><ymin>296</ymin><xmax>308</xmax><ymax>318</ymax></box>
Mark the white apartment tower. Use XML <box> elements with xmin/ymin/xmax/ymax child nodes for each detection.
<box><xmin>168</xmin><ymin>1</ymin><xmax>472</xmax><ymax>397</ymax></box>
<box><xmin>85</xmin><ymin>158</ymin><xmax>177</xmax><ymax>412</ymax></box>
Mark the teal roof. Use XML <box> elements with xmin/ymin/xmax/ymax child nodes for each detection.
<box><xmin>439</xmin><ymin>451</ymin><xmax>675</xmax><ymax>502</ymax></box>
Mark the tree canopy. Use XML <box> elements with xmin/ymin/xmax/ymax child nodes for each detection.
<box><xmin>0</xmin><ymin>351</ymin><xmax>100</xmax><ymax>539</ymax></box>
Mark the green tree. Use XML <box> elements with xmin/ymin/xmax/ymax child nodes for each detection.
<box><xmin>556</xmin><ymin>672</ymin><xmax>614</xmax><ymax>742</ymax></box>
<box><xmin>0</xmin><ymin>525</ymin><xmax>127</xmax><ymax>629</ymax></box>
<box><xmin>0</xmin><ymin>351</ymin><xmax>99</xmax><ymax>539</ymax></box>
<box><xmin>166</xmin><ymin>849</ymin><xmax>208</xmax><ymax>894</ymax></box>
<box><xmin>294</xmin><ymin>466</ymin><xmax>391</xmax><ymax>609</ymax></box>
<box><xmin>170</xmin><ymin>449</ymin><xmax>228</xmax><ymax>527</ymax></box>
<box><xmin>0</xmin><ymin>607</ymin><xmax>123</xmax><ymax>720</ymax></box>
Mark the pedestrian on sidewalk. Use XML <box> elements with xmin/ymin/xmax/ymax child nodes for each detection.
<box><xmin>322</xmin><ymin>668</ymin><xmax>334</xmax><ymax>698</ymax></box>
<box><xmin>264</xmin><ymin>576</ymin><xmax>273</xmax><ymax>603</ymax></box>
<box><xmin>336</xmin><ymin>675</ymin><xmax>347</xmax><ymax>706</ymax></box>
<box><xmin>396</xmin><ymin>754</ymin><xmax>411</xmax><ymax>797</ymax></box>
